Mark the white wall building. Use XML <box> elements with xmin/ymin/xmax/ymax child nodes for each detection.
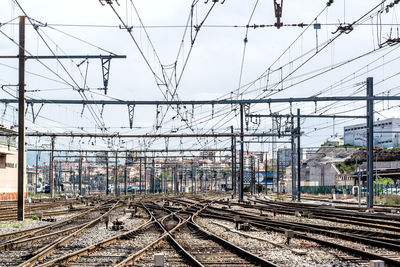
<box><xmin>344</xmin><ymin>118</ymin><xmax>400</xmax><ymax>148</ymax></box>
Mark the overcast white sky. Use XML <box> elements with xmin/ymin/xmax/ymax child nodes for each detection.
<box><xmin>0</xmin><ymin>0</ymin><xmax>400</xmax><ymax>160</ymax></box>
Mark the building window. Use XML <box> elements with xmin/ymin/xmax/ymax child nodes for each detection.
<box><xmin>0</xmin><ymin>155</ymin><xmax>5</xmax><ymax>168</ymax></box>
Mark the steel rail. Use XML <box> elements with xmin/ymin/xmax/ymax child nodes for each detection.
<box><xmin>0</xmin><ymin>205</ymin><xmax>101</xmax><ymax>248</ymax></box>
<box><xmin>187</xmin><ymin>218</ymin><xmax>279</xmax><ymax>267</ymax></box>
<box><xmin>17</xmin><ymin>201</ymin><xmax>122</xmax><ymax>267</ymax></box>
<box><xmin>114</xmin><ymin>200</ymin><xmax>212</xmax><ymax>266</ymax></box>
<box><xmin>36</xmin><ymin>210</ymin><xmax>155</xmax><ymax>267</ymax></box>
<box><xmin>159</xmin><ymin>202</ymin><xmax>278</xmax><ymax>267</ymax></box>
<box><xmin>200</xmin><ymin>207</ymin><xmax>400</xmax><ymax>266</ymax></box>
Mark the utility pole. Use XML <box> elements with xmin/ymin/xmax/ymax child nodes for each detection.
<box><xmin>114</xmin><ymin>151</ymin><xmax>118</xmax><ymax>196</ymax></box>
<box><xmin>70</xmin><ymin>167</ymin><xmax>74</xmax><ymax>194</ymax></box>
<box><xmin>106</xmin><ymin>152</ymin><xmax>109</xmax><ymax>196</ymax></box>
<box><xmin>367</xmin><ymin>77</ymin><xmax>374</xmax><ymax>208</ymax></box>
<box><xmin>257</xmin><ymin>155</ymin><xmax>260</xmax><ymax>194</ymax></box>
<box><xmin>239</xmin><ymin>104</ymin><xmax>244</xmax><ymax>202</ymax></box>
<box><xmin>58</xmin><ymin>161</ymin><xmax>62</xmax><ymax>193</ymax></box>
<box><xmin>151</xmin><ymin>159</ymin><xmax>155</xmax><ymax>193</ymax></box>
<box><xmin>144</xmin><ymin>157</ymin><xmax>147</xmax><ymax>193</ymax></box>
<box><xmin>78</xmin><ymin>156</ymin><xmax>82</xmax><ymax>195</ymax></box>
<box><xmin>139</xmin><ymin>158</ymin><xmax>142</xmax><ymax>194</ymax></box>
<box><xmin>35</xmin><ymin>153</ymin><xmax>39</xmax><ymax>194</ymax></box>
<box><xmin>49</xmin><ymin>136</ymin><xmax>55</xmax><ymax>198</ymax></box>
<box><xmin>297</xmin><ymin>108</ymin><xmax>301</xmax><ymax>201</ymax></box>
<box><xmin>264</xmin><ymin>154</ymin><xmax>268</xmax><ymax>194</ymax></box>
<box><xmin>17</xmin><ymin>16</ymin><xmax>26</xmax><ymax>221</ymax></box>
<box><xmin>173</xmin><ymin>165</ymin><xmax>177</xmax><ymax>194</ymax></box>
<box><xmin>277</xmin><ymin>151</ymin><xmax>280</xmax><ymax>198</ymax></box>
<box><xmin>163</xmin><ymin>160</ymin><xmax>169</xmax><ymax>194</ymax></box>
<box><xmin>124</xmin><ymin>151</ymin><xmax>128</xmax><ymax>195</ymax></box>
<box><xmin>250</xmin><ymin>156</ymin><xmax>255</xmax><ymax>195</ymax></box>
<box><xmin>231</xmin><ymin>126</ymin><xmax>236</xmax><ymax>196</ymax></box>
<box><xmin>191</xmin><ymin>162</ymin><xmax>195</xmax><ymax>194</ymax></box>
<box><xmin>291</xmin><ymin>115</ymin><xmax>296</xmax><ymax>201</ymax></box>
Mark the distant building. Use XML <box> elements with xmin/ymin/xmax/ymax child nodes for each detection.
<box><xmin>277</xmin><ymin>148</ymin><xmax>292</xmax><ymax>168</ymax></box>
<box><xmin>344</xmin><ymin>118</ymin><xmax>400</xmax><ymax>148</ymax></box>
<box><xmin>322</xmin><ymin>136</ymin><xmax>344</xmax><ymax>147</ymax></box>
<box><xmin>199</xmin><ymin>151</ymin><xmax>221</xmax><ymax>163</ymax></box>
<box><xmin>0</xmin><ymin>126</ymin><xmax>26</xmax><ymax>200</ymax></box>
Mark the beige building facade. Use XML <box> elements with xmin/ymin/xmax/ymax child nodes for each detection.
<box><xmin>0</xmin><ymin>128</ymin><xmax>26</xmax><ymax>200</ymax></box>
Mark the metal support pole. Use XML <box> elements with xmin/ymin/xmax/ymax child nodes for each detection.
<box><xmin>367</xmin><ymin>77</ymin><xmax>374</xmax><ymax>208</ymax></box>
<box><xmin>124</xmin><ymin>152</ymin><xmax>127</xmax><ymax>195</ymax></box>
<box><xmin>277</xmin><ymin>151</ymin><xmax>280</xmax><ymax>198</ymax></box>
<box><xmin>193</xmin><ymin>166</ymin><xmax>197</xmax><ymax>194</ymax></box>
<box><xmin>250</xmin><ymin>156</ymin><xmax>255</xmax><ymax>195</ymax></box>
<box><xmin>144</xmin><ymin>158</ymin><xmax>147</xmax><ymax>193</ymax></box>
<box><xmin>70</xmin><ymin>167</ymin><xmax>74</xmax><ymax>194</ymax></box>
<box><xmin>291</xmin><ymin>115</ymin><xmax>296</xmax><ymax>201</ymax></box>
<box><xmin>35</xmin><ymin>153</ymin><xmax>38</xmax><ymax>195</ymax></box>
<box><xmin>264</xmin><ymin>154</ymin><xmax>268</xmax><ymax>194</ymax></box>
<box><xmin>257</xmin><ymin>155</ymin><xmax>260</xmax><ymax>194</ymax></box>
<box><xmin>114</xmin><ymin>152</ymin><xmax>118</xmax><ymax>196</ymax></box>
<box><xmin>231</xmin><ymin>126</ymin><xmax>236</xmax><ymax>196</ymax></box>
<box><xmin>151</xmin><ymin>159</ymin><xmax>155</xmax><ymax>193</ymax></box>
<box><xmin>17</xmin><ymin>16</ymin><xmax>26</xmax><ymax>221</ymax></box>
<box><xmin>49</xmin><ymin>136</ymin><xmax>55</xmax><ymax>198</ymax></box>
<box><xmin>58</xmin><ymin>161</ymin><xmax>62</xmax><ymax>193</ymax></box>
<box><xmin>173</xmin><ymin>165</ymin><xmax>177</xmax><ymax>194</ymax></box>
<box><xmin>163</xmin><ymin>167</ymin><xmax>167</xmax><ymax>194</ymax></box>
<box><xmin>78</xmin><ymin>156</ymin><xmax>82</xmax><ymax>195</ymax></box>
<box><xmin>139</xmin><ymin>158</ymin><xmax>142</xmax><ymax>194</ymax></box>
<box><xmin>239</xmin><ymin>104</ymin><xmax>244</xmax><ymax>202</ymax></box>
<box><xmin>205</xmin><ymin>170</ymin><xmax>208</xmax><ymax>193</ymax></box>
<box><xmin>297</xmin><ymin>108</ymin><xmax>301</xmax><ymax>201</ymax></box>
<box><xmin>106</xmin><ymin>152</ymin><xmax>109</xmax><ymax>196</ymax></box>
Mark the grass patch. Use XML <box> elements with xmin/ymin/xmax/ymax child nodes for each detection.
<box><xmin>381</xmin><ymin>195</ymin><xmax>400</xmax><ymax>206</ymax></box>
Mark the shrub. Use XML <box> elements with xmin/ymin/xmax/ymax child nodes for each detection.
<box><xmin>31</xmin><ymin>215</ymin><xmax>39</xmax><ymax>220</ymax></box>
<box><xmin>383</xmin><ymin>194</ymin><xmax>400</xmax><ymax>206</ymax></box>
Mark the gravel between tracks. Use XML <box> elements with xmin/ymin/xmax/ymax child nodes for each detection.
<box><xmin>223</xmin><ymin>203</ymin><xmax>400</xmax><ymax>235</ymax></box>
<box><xmin>0</xmin><ymin>212</ymin><xmax>81</xmax><ymax>236</ymax></box>
<box><xmin>63</xmin><ymin>207</ymin><xmax>149</xmax><ymax>248</ymax></box>
<box><xmin>134</xmin><ymin>240</ymin><xmax>190</xmax><ymax>267</ymax></box>
<box><xmin>196</xmin><ymin>217</ymin><xmax>364</xmax><ymax>267</ymax></box>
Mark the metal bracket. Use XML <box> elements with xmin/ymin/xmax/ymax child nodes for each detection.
<box><xmin>331</xmin><ymin>23</ymin><xmax>353</xmax><ymax>34</ymax></box>
<box><xmin>204</xmin><ymin>0</ymin><xmax>225</xmax><ymax>4</ymax></box>
<box><xmin>273</xmin><ymin>0</ymin><xmax>283</xmax><ymax>29</ymax></box>
<box><xmin>128</xmin><ymin>104</ymin><xmax>135</xmax><ymax>129</ymax></box>
<box><xmin>101</xmin><ymin>57</ymin><xmax>111</xmax><ymax>94</ymax></box>
<box><xmin>29</xmin><ymin>103</ymin><xmax>44</xmax><ymax>123</ymax></box>
<box><xmin>99</xmin><ymin>0</ymin><xmax>119</xmax><ymax>6</ymax></box>
<box><xmin>81</xmin><ymin>104</ymin><xmax>86</xmax><ymax>117</ymax></box>
<box><xmin>100</xmin><ymin>104</ymin><xmax>105</xmax><ymax>118</ymax></box>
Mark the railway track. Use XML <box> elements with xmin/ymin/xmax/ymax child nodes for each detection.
<box><xmin>224</xmin><ymin>198</ymin><xmax>400</xmax><ymax>232</ymax></box>
<box><xmin>36</xmin><ymin>209</ymin><xmax>157</xmax><ymax>266</ymax></box>
<box><xmin>202</xmin><ymin>204</ymin><xmax>400</xmax><ymax>266</ymax></box>
<box><xmin>0</xmin><ymin>201</ymin><xmax>117</xmax><ymax>245</ymax></box>
<box><xmin>0</xmin><ymin>201</ymin><xmax>121</xmax><ymax>267</ymax></box>
<box><xmin>300</xmin><ymin>196</ymin><xmax>400</xmax><ymax>211</ymax></box>
<box><xmin>156</xmin><ymin>200</ymin><xmax>278</xmax><ymax>267</ymax></box>
<box><xmin>0</xmin><ymin>197</ymin><xmax>101</xmax><ymax>221</ymax></box>
<box><xmin>35</xmin><ymin>201</ymin><xmax>194</xmax><ymax>267</ymax></box>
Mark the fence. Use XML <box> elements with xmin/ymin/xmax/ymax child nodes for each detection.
<box><xmin>300</xmin><ymin>184</ymin><xmax>400</xmax><ymax>197</ymax></box>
